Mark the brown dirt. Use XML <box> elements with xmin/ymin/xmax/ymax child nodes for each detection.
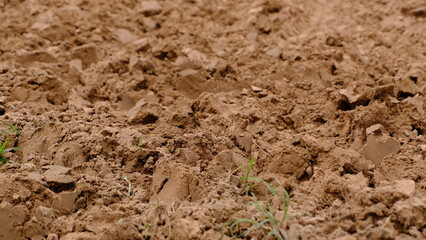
<box><xmin>1</xmin><ymin>0</ymin><xmax>426</xmax><ymax>239</ymax></box>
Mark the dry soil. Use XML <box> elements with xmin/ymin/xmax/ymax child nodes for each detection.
<box><xmin>0</xmin><ymin>0</ymin><xmax>426</xmax><ymax>239</ymax></box>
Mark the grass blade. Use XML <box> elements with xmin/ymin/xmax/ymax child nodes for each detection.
<box><xmin>249</xmin><ymin>192</ymin><xmax>267</xmax><ymax>215</ymax></box>
<box><xmin>0</xmin><ymin>136</ymin><xmax>9</xmax><ymax>155</ymax></box>
<box><xmin>229</xmin><ymin>219</ymin><xmax>258</xmax><ymax>236</ymax></box>
<box><xmin>242</xmin><ymin>218</ymin><xmax>271</xmax><ymax>236</ymax></box>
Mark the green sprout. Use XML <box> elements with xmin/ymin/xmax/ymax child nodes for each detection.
<box><xmin>0</xmin><ymin>124</ymin><xmax>21</xmax><ymax>164</ymax></box>
<box><xmin>240</xmin><ymin>157</ymin><xmax>256</xmax><ymax>194</ymax></box>
<box><xmin>134</xmin><ymin>137</ymin><xmax>146</xmax><ymax>148</ymax></box>
<box><xmin>223</xmin><ymin>177</ymin><xmax>307</xmax><ymax>240</ymax></box>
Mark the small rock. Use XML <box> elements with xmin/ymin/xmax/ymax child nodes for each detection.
<box><xmin>265</xmin><ymin>48</ymin><xmax>281</xmax><ymax>58</ymax></box>
<box><xmin>251</xmin><ymin>85</ymin><xmax>263</xmax><ymax>92</ymax></box>
<box><xmin>128</xmin><ymin>55</ymin><xmax>140</xmax><ymax>71</ymax></box>
<box><xmin>12</xmin><ymin>193</ymin><xmax>20</xmax><ymax>201</ymax></box>
<box><xmin>142</xmin><ymin>17</ymin><xmax>159</xmax><ymax>29</ymax></box>
<box><xmin>140</xmin><ymin>1</ymin><xmax>162</xmax><ymax>16</ymax></box>
<box><xmin>251</xmin><ymin>86</ymin><xmax>269</xmax><ymax>98</ymax></box>
<box><xmin>113</xmin><ymin>28</ymin><xmax>137</xmax><ymax>44</ymax></box>
<box><xmin>363</xmin><ymin>135</ymin><xmax>400</xmax><ymax>166</ymax></box>
<box><xmin>132</xmin><ymin>38</ymin><xmax>150</xmax><ymax>52</ymax></box>
<box><xmin>258</xmin><ymin>91</ymin><xmax>268</xmax><ymax>98</ymax></box>
<box><xmin>366</xmin><ymin>124</ymin><xmax>384</xmax><ymax>135</ymax></box>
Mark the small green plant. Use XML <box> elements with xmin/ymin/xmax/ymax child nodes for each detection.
<box><xmin>133</xmin><ymin>137</ymin><xmax>146</xmax><ymax>148</ymax></box>
<box><xmin>240</xmin><ymin>157</ymin><xmax>256</xmax><ymax>194</ymax></box>
<box><xmin>224</xmin><ymin>177</ymin><xmax>305</xmax><ymax>240</ymax></box>
<box><xmin>136</xmin><ymin>222</ymin><xmax>152</xmax><ymax>239</ymax></box>
<box><xmin>0</xmin><ymin>124</ymin><xmax>21</xmax><ymax>164</ymax></box>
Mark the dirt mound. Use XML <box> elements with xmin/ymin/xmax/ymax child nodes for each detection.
<box><xmin>1</xmin><ymin>0</ymin><xmax>425</xmax><ymax>239</ymax></box>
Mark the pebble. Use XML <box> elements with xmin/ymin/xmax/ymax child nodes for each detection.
<box><xmin>251</xmin><ymin>85</ymin><xmax>263</xmax><ymax>92</ymax></box>
<box><xmin>140</xmin><ymin>1</ymin><xmax>162</xmax><ymax>16</ymax></box>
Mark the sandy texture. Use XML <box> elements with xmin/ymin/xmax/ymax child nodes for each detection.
<box><xmin>1</xmin><ymin>0</ymin><xmax>426</xmax><ymax>239</ymax></box>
